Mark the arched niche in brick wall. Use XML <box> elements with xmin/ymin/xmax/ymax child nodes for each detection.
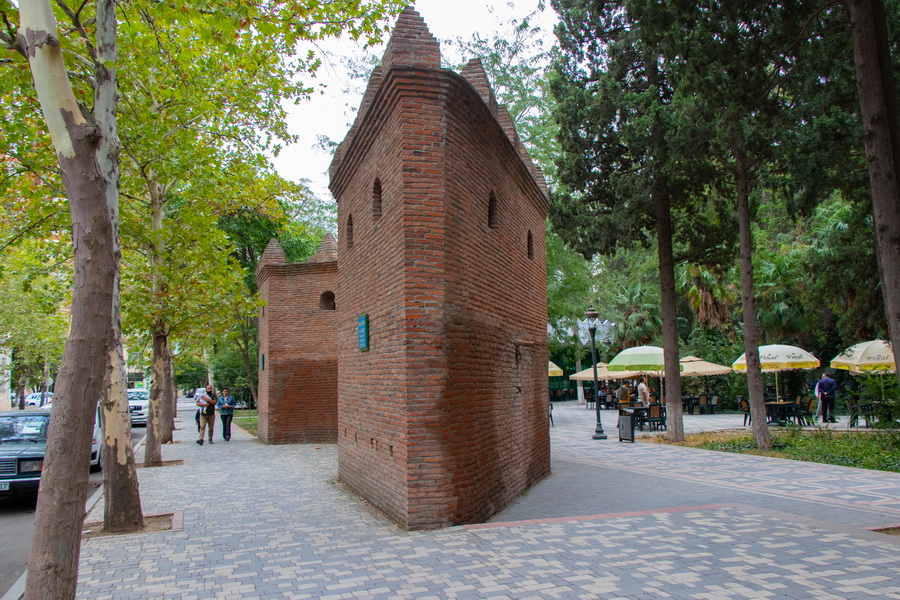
<box><xmin>488</xmin><ymin>190</ymin><xmax>498</xmax><ymax>229</ymax></box>
<box><xmin>373</xmin><ymin>178</ymin><xmax>383</xmax><ymax>221</ymax></box>
<box><xmin>320</xmin><ymin>290</ymin><xmax>336</xmax><ymax>310</ymax></box>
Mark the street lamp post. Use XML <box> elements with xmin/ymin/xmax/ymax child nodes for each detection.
<box><xmin>585</xmin><ymin>307</ymin><xmax>607</xmax><ymax>440</ymax></box>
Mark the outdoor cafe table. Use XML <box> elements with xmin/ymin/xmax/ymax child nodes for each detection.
<box><xmin>765</xmin><ymin>401</ymin><xmax>793</xmax><ymax>426</ymax></box>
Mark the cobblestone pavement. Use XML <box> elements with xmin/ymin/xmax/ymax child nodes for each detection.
<box><xmin>69</xmin><ymin>402</ymin><xmax>900</xmax><ymax>599</ymax></box>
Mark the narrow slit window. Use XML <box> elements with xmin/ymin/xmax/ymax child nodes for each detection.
<box><xmin>373</xmin><ymin>178</ymin><xmax>382</xmax><ymax>221</ymax></box>
<box><xmin>347</xmin><ymin>214</ymin><xmax>354</xmax><ymax>249</ymax></box>
<box><xmin>488</xmin><ymin>190</ymin><xmax>498</xmax><ymax>229</ymax></box>
<box><xmin>527</xmin><ymin>230</ymin><xmax>534</xmax><ymax>259</ymax></box>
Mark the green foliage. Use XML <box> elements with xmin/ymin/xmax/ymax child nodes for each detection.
<box><xmin>174</xmin><ymin>355</ymin><xmax>208</xmax><ymax>393</ymax></box>
<box><xmin>210</xmin><ymin>343</ymin><xmax>254</xmax><ymax>399</ymax></box>
<box><xmin>445</xmin><ymin>5</ymin><xmax>559</xmax><ymax>183</ymax></box>
<box><xmin>546</xmin><ymin>229</ymin><xmax>594</xmax><ymax>362</ymax></box>
<box><xmin>698</xmin><ymin>430</ymin><xmax>900</xmax><ymax>473</ymax></box>
<box><xmin>0</xmin><ymin>242</ymin><xmax>69</xmax><ymax>387</ymax></box>
<box><xmin>857</xmin><ymin>374</ymin><xmax>900</xmax><ymax>428</ymax></box>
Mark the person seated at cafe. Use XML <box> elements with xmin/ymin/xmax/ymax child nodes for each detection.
<box><xmin>637</xmin><ymin>376</ymin><xmax>651</xmax><ymax>407</ymax></box>
<box><xmin>615</xmin><ymin>382</ymin><xmax>631</xmax><ymax>405</ymax></box>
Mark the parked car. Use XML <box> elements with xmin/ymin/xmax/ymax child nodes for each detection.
<box><xmin>234</xmin><ymin>400</ymin><xmax>249</xmax><ymax>410</ymax></box>
<box><xmin>23</xmin><ymin>392</ymin><xmax>53</xmax><ymax>407</ymax></box>
<box><xmin>126</xmin><ymin>389</ymin><xmax>149</xmax><ymax>427</ymax></box>
<box><xmin>0</xmin><ymin>409</ymin><xmax>102</xmax><ymax>495</ymax></box>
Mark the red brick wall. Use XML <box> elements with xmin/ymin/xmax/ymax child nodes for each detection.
<box><xmin>330</xmin><ymin>7</ymin><xmax>550</xmax><ymax>530</ymax></box>
<box><xmin>257</xmin><ymin>257</ymin><xmax>339</xmax><ymax>444</ymax></box>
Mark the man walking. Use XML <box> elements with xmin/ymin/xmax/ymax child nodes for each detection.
<box><xmin>218</xmin><ymin>387</ymin><xmax>236</xmax><ymax>441</ymax></box>
<box><xmin>196</xmin><ymin>385</ymin><xmax>218</xmax><ymax>445</ymax></box>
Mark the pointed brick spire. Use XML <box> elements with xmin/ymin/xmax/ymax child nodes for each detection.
<box><xmin>460</xmin><ymin>59</ymin><xmax>498</xmax><ymax>117</ymax></box>
<box><xmin>309</xmin><ymin>233</ymin><xmax>338</xmax><ymax>263</ymax></box>
<box><xmin>381</xmin><ymin>7</ymin><xmax>441</xmax><ymax>71</ymax></box>
<box><xmin>257</xmin><ymin>238</ymin><xmax>286</xmax><ymax>276</ymax></box>
<box><xmin>330</xmin><ymin>66</ymin><xmax>383</xmax><ymax>185</ymax></box>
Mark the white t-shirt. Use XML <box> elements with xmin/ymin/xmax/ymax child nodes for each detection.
<box><xmin>638</xmin><ymin>382</ymin><xmax>650</xmax><ymax>407</ymax></box>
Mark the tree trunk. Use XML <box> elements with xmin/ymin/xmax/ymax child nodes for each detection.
<box><xmin>236</xmin><ymin>318</ymin><xmax>258</xmax><ymax>406</ymax></box>
<box><xmin>19</xmin><ymin>2</ymin><xmax>119</xmax><ymax>596</ymax></box>
<box><xmin>655</xmin><ymin>176</ymin><xmax>684</xmax><ymax>442</ymax></box>
<box><xmin>16</xmin><ymin>371</ymin><xmax>27</xmax><ymax>410</ymax></box>
<box><xmin>205</xmin><ymin>348</ymin><xmax>216</xmax><ymax>390</ymax></box>
<box><xmin>735</xmin><ymin>148</ymin><xmax>771</xmax><ymax>451</ymax></box>
<box><xmin>41</xmin><ymin>359</ymin><xmax>50</xmax><ymax>406</ymax></box>
<box><xmin>102</xmin><ymin>329</ymin><xmax>144</xmax><ymax>532</ymax></box>
<box><xmin>95</xmin><ymin>0</ymin><xmax>143</xmax><ymax>535</ymax></box>
<box><xmin>573</xmin><ymin>321</ymin><xmax>584</xmax><ymax>404</ymax></box>
<box><xmin>847</xmin><ymin>0</ymin><xmax>900</xmax><ymax>384</ymax></box>
<box><xmin>645</xmin><ymin>53</ymin><xmax>684</xmax><ymax>442</ymax></box>
<box><xmin>144</xmin><ymin>327</ymin><xmax>166</xmax><ymax>467</ymax></box>
<box><xmin>144</xmin><ymin>174</ymin><xmax>166</xmax><ymax>464</ymax></box>
<box><xmin>159</xmin><ymin>342</ymin><xmax>175</xmax><ymax>444</ymax></box>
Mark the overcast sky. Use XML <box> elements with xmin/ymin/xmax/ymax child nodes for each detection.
<box><xmin>271</xmin><ymin>0</ymin><xmax>556</xmax><ymax>203</ymax></box>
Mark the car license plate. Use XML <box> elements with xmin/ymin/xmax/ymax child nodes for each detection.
<box><xmin>0</xmin><ymin>482</ymin><xmax>9</xmax><ymax>491</ymax></box>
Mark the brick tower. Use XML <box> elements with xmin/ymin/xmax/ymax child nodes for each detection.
<box><xmin>329</xmin><ymin>7</ymin><xmax>551</xmax><ymax>529</ymax></box>
<box><xmin>256</xmin><ymin>235</ymin><xmax>339</xmax><ymax>443</ymax></box>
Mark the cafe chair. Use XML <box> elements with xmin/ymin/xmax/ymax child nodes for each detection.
<box><xmin>709</xmin><ymin>395</ymin><xmax>719</xmax><ymax>414</ymax></box>
<box><xmin>845</xmin><ymin>396</ymin><xmax>860</xmax><ymax>428</ymax></box>
<box><xmin>739</xmin><ymin>397</ymin><xmax>751</xmax><ymax>426</ymax></box>
<box><xmin>858</xmin><ymin>401</ymin><xmax>876</xmax><ymax>428</ymax></box>
<box><xmin>646</xmin><ymin>403</ymin><xmax>665</xmax><ymax>431</ymax></box>
<box><xmin>584</xmin><ymin>388</ymin><xmax>595</xmax><ymax>410</ymax></box>
<box><xmin>697</xmin><ymin>394</ymin><xmax>710</xmax><ymax>414</ymax></box>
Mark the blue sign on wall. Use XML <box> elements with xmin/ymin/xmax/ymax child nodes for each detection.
<box><xmin>357</xmin><ymin>314</ymin><xmax>369</xmax><ymax>352</ymax></box>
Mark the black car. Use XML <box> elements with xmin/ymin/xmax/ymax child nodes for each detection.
<box><xmin>0</xmin><ymin>409</ymin><xmax>102</xmax><ymax>495</ymax></box>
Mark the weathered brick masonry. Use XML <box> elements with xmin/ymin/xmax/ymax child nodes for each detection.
<box><xmin>329</xmin><ymin>7</ymin><xmax>551</xmax><ymax>529</ymax></box>
<box><xmin>256</xmin><ymin>236</ymin><xmax>339</xmax><ymax>444</ymax></box>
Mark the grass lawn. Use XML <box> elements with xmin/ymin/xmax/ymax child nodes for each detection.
<box><xmin>233</xmin><ymin>409</ymin><xmax>258</xmax><ymax>436</ymax></box>
<box><xmin>645</xmin><ymin>427</ymin><xmax>900</xmax><ymax>473</ymax></box>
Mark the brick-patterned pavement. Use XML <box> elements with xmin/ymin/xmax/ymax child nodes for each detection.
<box><xmin>66</xmin><ymin>402</ymin><xmax>900</xmax><ymax>599</ymax></box>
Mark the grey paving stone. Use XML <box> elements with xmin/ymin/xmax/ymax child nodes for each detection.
<box><xmin>72</xmin><ymin>402</ymin><xmax>900</xmax><ymax>599</ymax></box>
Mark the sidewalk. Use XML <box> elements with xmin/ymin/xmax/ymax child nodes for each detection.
<box><xmin>71</xmin><ymin>402</ymin><xmax>900</xmax><ymax>599</ymax></box>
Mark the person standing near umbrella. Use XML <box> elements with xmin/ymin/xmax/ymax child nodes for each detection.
<box><xmin>817</xmin><ymin>372</ymin><xmax>838</xmax><ymax>423</ymax></box>
<box><xmin>637</xmin><ymin>376</ymin><xmax>651</xmax><ymax>407</ymax></box>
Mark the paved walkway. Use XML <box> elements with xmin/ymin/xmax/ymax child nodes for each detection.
<box><xmin>62</xmin><ymin>402</ymin><xmax>900</xmax><ymax>598</ymax></box>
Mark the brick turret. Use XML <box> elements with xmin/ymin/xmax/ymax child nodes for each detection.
<box><xmin>329</xmin><ymin>7</ymin><xmax>550</xmax><ymax>530</ymax></box>
<box><xmin>256</xmin><ymin>236</ymin><xmax>339</xmax><ymax>443</ymax></box>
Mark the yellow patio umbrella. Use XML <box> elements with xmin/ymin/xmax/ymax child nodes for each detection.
<box><xmin>831</xmin><ymin>340</ymin><xmax>895</xmax><ymax>402</ymax></box>
<box><xmin>830</xmin><ymin>340</ymin><xmax>895</xmax><ymax>373</ymax></box>
<box><xmin>679</xmin><ymin>356</ymin><xmax>732</xmax><ymax>377</ymax></box>
<box><xmin>548</xmin><ymin>361</ymin><xmax>564</xmax><ymax>377</ymax></box>
<box><xmin>732</xmin><ymin>344</ymin><xmax>820</xmax><ymax>398</ymax></box>
<box><xmin>569</xmin><ymin>363</ymin><xmax>644</xmax><ymax>380</ymax></box>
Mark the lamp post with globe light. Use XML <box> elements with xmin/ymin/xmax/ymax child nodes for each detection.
<box><xmin>585</xmin><ymin>307</ymin><xmax>607</xmax><ymax>439</ymax></box>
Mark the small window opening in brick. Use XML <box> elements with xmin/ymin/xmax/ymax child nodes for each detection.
<box><xmin>488</xmin><ymin>190</ymin><xmax>498</xmax><ymax>229</ymax></box>
<box><xmin>260</xmin><ymin>354</ymin><xmax>265</xmax><ymax>371</ymax></box>
<box><xmin>527</xmin><ymin>230</ymin><xmax>534</xmax><ymax>259</ymax></box>
<box><xmin>373</xmin><ymin>178</ymin><xmax>382</xmax><ymax>221</ymax></box>
<box><xmin>346</xmin><ymin>214</ymin><xmax>354</xmax><ymax>248</ymax></box>
<box><xmin>320</xmin><ymin>290</ymin><xmax>336</xmax><ymax>310</ymax></box>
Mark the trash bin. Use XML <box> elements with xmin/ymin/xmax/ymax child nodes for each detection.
<box><xmin>618</xmin><ymin>409</ymin><xmax>635</xmax><ymax>443</ymax></box>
